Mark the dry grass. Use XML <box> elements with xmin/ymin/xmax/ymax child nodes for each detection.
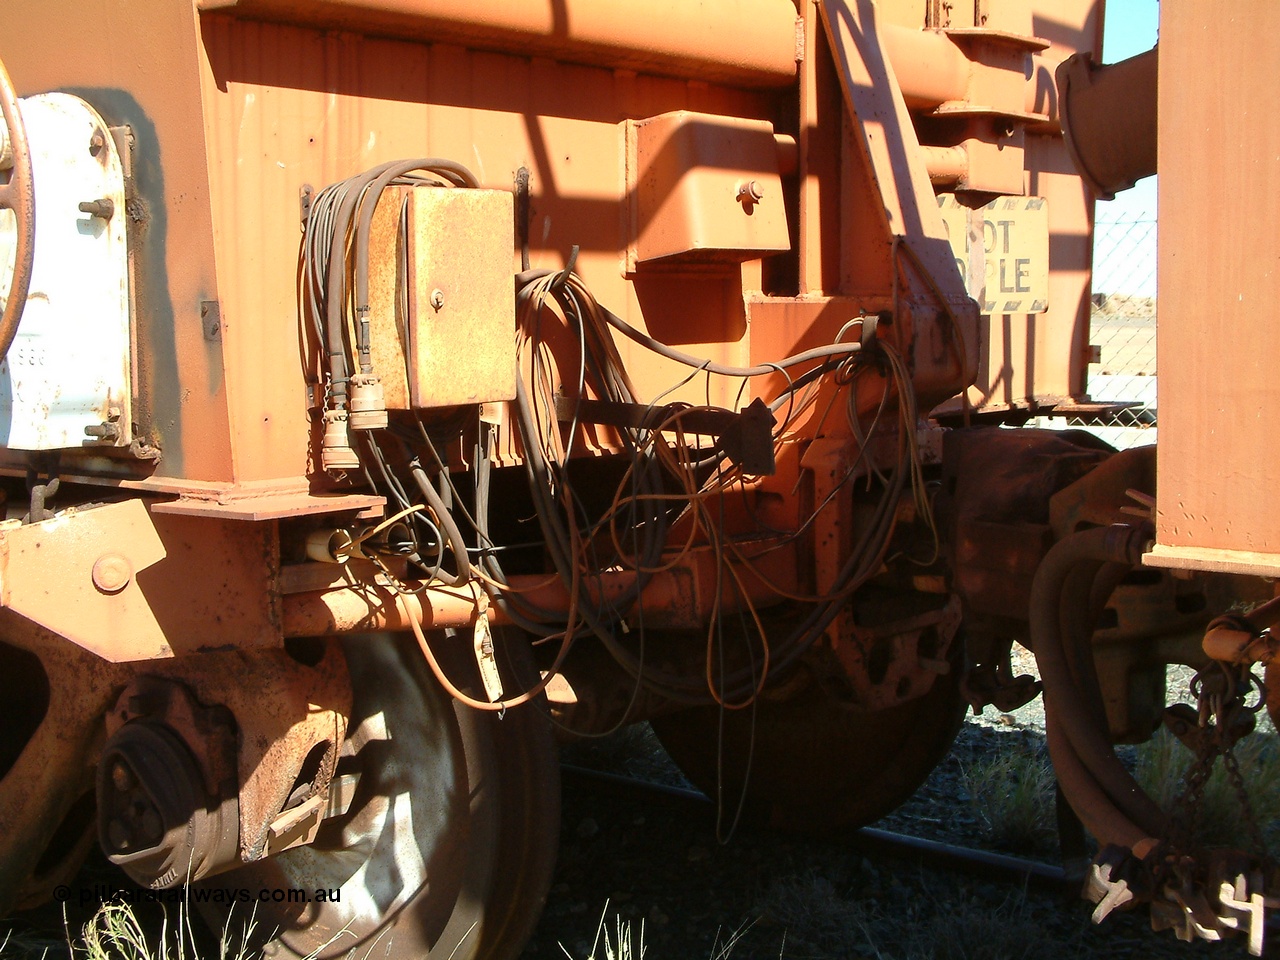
<box><xmin>962</xmin><ymin>741</ymin><xmax>1058</xmax><ymax>856</ymax></box>
<box><xmin>559</xmin><ymin>906</ymin><xmax>757</xmax><ymax>960</ymax></box>
<box><xmin>1136</xmin><ymin>724</ymin><xmax>1280</xmax><ymax>851</ymax></box>
<box><xmin>561</xmin><ymin>904</ymin><xmax>647</xmax><ymax>960</ymax></box>
<box><xmin>0</xmin><ymin>894</ymin><xmax>374</xmax><ymax>960</ymax></box>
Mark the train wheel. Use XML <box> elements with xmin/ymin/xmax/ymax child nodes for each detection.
<box><xmin>210</xmin><ymin>633</ymin><xmax>559</xmax><ymax>960</ymax></box>
<box><xmin>651</xmin><ymin>652</ymin><xmax>966</xmax><ymax>832</ymax></box>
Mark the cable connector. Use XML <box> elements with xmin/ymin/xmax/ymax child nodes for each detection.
<box><xmin>321</xmin><ymin>409</ymin><xmax>360</xmax><ymax>472</ymax></box>
<box><xmin>348</xmin><ymin>375</ymin><xmax>388</xmax><ymax>431</ymax></box>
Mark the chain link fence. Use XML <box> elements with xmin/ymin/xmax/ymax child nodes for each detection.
<box><xmin>1033</xmin><ymin>211</ymin><xmax>1158</xmax><ymax>448</ymax></box>
<box><xmin>1078</xmin><ymin>211</ymin><xmax>1158</xmax><ymax>449</ymax></box>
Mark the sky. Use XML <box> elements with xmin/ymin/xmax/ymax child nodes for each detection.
<box><xmin>1092</xmin><ymin>0</ymin><xmax>1159</xmax><ymax>296</ymax></box>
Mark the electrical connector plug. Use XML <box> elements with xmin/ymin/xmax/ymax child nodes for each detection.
<box><xmin>321</xmin><ymin>408</ymin><xmax>360</xmax><ymax>472</ymax></box>
<box><xmin>348</xmin><ymin>375</ymin><xmax>389</xmax><ymax>431</ymax></box>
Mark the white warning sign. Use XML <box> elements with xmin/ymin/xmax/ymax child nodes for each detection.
<box><xmin>938</xmin><ymin>195</ymin><xmax>1049</xmax><ymax>314</ymax></box>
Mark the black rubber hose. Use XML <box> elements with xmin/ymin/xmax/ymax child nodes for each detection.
<box><xmin>514</xmin><ymin>374</ymin><xmax>773</xmax><ymax>705</ymax></box>
<box><xmin>1030</xmin><ymin>524</ymin><xmax>1167</xmax><ymax>836</ymax></box>
<box><xmin>1045</xmin><ymin>704</ymin><xmax>1152</xmax><ymax>850</ymax></box>
<box><xmin>1058</xmin><ymin>561</ymin><xmax>1112</xmax><ymax>728</ymax></box>
<box><xmin>514</xmin><ymin>269</ymin><xmax>863</xmax><ymax>380</ymax></box>
<box><xmin>603</xmin><ymin>305</ymin><xmax>862</xmax><ymax>378</ymax></box>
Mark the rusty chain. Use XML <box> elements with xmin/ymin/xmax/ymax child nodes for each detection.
<box><xmin>1171</xmin><ymin>661</ymin><xmax>1268</xmax><ymax>861</ymax></box>
<box><xmin>1085</xmin><ymin>657</ymin><xmax>1276</xmax><ymax>954</ymax></box>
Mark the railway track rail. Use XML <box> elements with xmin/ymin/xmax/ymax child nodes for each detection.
<box><xmin>560</xmin><ymin>763</ymin><xmax>1075</xmax><ymax>892</ymax></box>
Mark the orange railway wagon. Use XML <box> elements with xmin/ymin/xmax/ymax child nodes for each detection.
<box><xmin>0</xmin><ymin>0</ymin><xmax>1274</xmax><ymax>955</ymax></box>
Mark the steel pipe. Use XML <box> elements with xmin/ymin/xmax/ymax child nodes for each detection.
<box><xmin>880</xmin><ymin>23</ymin><xmax>1060</xmax><ymax>124</ymax></box>
<box><xmin>283</xmin><ymin>542</ymin><xmax>794</xmax><ymax>638</ymax></box>
<box><xmin>1057</xmin><ymin>47</ymin><xmax>1158</xmax><ymax>199</ymax></box>
<box><xmin>920</xmin><ymin>144</ymin><xmax>968</xmax><ymax>186</ymax></box>
<box><xmin>198</xmin><ymin>0</ymin><xmax>801</xmax><ymax>86</ymax></box>
<box><xmin>881</xmin><ymin>24</ymin><xmax>970</xmax><ymax>109</ymax></box>
<box><xmin>283</xmin><ymin>583</ymin><xmax>485</xmax><ymax>636</ymax></box>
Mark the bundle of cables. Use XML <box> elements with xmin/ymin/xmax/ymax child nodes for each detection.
<box><xmin>505</xmin><ymin>252</ymin><xmax>940</xmax><ymax>712</ymax></box>
<box><xmin>301</xmin><ymin>157</ymin><xmax>479</xmax><ymax>471</ymax></box>
<box><xmin>301</xmin><ymin>156</ymin><xmax>941</xmax><ymax>717</ymax></box>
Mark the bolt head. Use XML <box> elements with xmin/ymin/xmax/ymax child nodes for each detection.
<box><xmin>92</xmin><ymin>554</ymin><xmax>133</xmax><ymax>593</ymax></box>
<box><xmin>111</xmin><ymin>761</ymin><xmax>135</xmax><ymax>792</ymax></box>
<box><xmin>430</xmin><ymin>288</ymin><xmax>445</xmax><ymax>310</ymax></box>
<box><xmin>89</xmin><ymin>131</ymin><xmax>106</xmax><ymax>157</ymax></box>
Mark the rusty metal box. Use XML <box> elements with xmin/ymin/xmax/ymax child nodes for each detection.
<box><xmin>360</xmin><ymin>185</ymin><xmax>509</xmax><ymax>412</ymax></box>
<box><xmin>404</xmin><ymin>188</ymin><xmax>516</xmax><ymax>408</ymax></box>
<box><xmin>625</xmin><ymin>111</ymin><xmax>790</xmax><ymax>270</ymax></box>
<box><xmin>367</xmin><ymin>186</ymin><xmax>516</xmax><ymax>410</ymax></box>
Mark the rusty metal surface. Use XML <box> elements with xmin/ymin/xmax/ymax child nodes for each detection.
<box><xmin>833</xmin><ymin>595</ymin><xmax>962</xmax><ymax>711</ymax></box>
<box><xmin>880</xmin><ymin>23</ymin><xmax>1059</xmax><ymax>126</ymax></box>
<box><xmin>625</xmin><ymin>111</ymin><xmax>790</xmax><ymax>268</ymax></box>
<box><xmin>366</xmin><ymin>188</ymin><xmax>412</xmax><ymax>410</ymax></box>
<box><xmin>284</xmin><ymin>538</ymin><xmax>800</xmax><ymax>638</ymax></box>
<box><xmin>0</xmin><ymin>499</ymin><xmax>281</xmax><ymax>661</ymax></box>
<box><xmin>283</xmin><ymin>579</ymin><xmax>480</xmax><ymax>636</ymax></box>
<box><xmin>196</xmin><ymin>9</ymin><xmax>777</xmax><ymax>451</ymax></box>
<box><xmin>131</xmin><ymin>643</ymin><xmax>352</xmax><ymax>863</ymax></box>
<box><xmin>937</xmin><ymin>428</ymin><xmax>1110</xmax><ymax>623</ymax></box>
<box><xmin>0</xmin><ymin>56</ymin><xmax>35</xmax><ymax>362</ymax></box>
<box><xmin>2</xmin><ymin>0</ymin><xmax>232</xmax><ymax>484</ymax></box>
<box><xmin>1057</xmin><ymin>47</ymin><xmax>1158</xmax><ymax>200</ymax></box>
<box><xmin>0</xmin><ymin>612</ymin><xmax>131</xmax><ymax>912</ymax></box>
<box><xmin>921</xmin><ymin>0</ymin><xmax>1102</xmax><ymax>419</ymax></box>
<box><xmin>0</xmin><ymin>501</ymin><xmax>170</xmax><ymax>659</ymax></box>
<box><xmin>817</xmin><ymin>0</ymin><xmax>977</xmax><ymax>355</ymax></box>
<box><xmin>197</xmin><ymin>0</ymin><xmax>801</xmax><ymax>87</ymax></box>
<box><xmin>1149</xmin><ymin>0</ymin><xmax>1280</xmax><ymax>577</ymax></box>
<box><xmin>0</xmin><ymin>0</ymin><xmax>1086</xmax><ymax>494</ymax></box>
<box><xmin>405</xmin><ymin>188</ymin><xmax>516</xmax><ymax>407</ymax></box>
<box><xmin>99</xmin><ymin>678</ymin><xmax>240</xmax><ymax>886</ymax></box>
<box><xmin>1048</xmin><ymin>443</ymin><xmax>1157</xmax><ymax>539</ymax></box>
<box><xmin>0</xmin><ymin>634</ymin><xmax>350</xmax><ymax>900</ymax></box>
<box><xmin>150</xmin><ymin>490</ymin><xmax>384</xmax><ymax>520</ymax></box>
<box><xmin>0</xmin><ymin>4</ymin><xmax>1150</xmax><ymax>947</ymax></box>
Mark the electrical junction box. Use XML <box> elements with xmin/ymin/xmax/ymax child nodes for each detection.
<box><xmin>366</xmin><ymin>186</ymin><xmax>515</xmax><ymax>410</ymax></box>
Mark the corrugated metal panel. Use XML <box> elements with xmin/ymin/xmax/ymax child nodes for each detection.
<box><xmin>198</xmin><ymin>14</ymin><xmax>773</xmax><ymax>478</ymax></box>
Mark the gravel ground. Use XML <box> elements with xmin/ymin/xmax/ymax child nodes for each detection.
<box><xmin>536</xmin><ymin>651</ymin><xmax>1273</xmax><ymax>960</ymax></box>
